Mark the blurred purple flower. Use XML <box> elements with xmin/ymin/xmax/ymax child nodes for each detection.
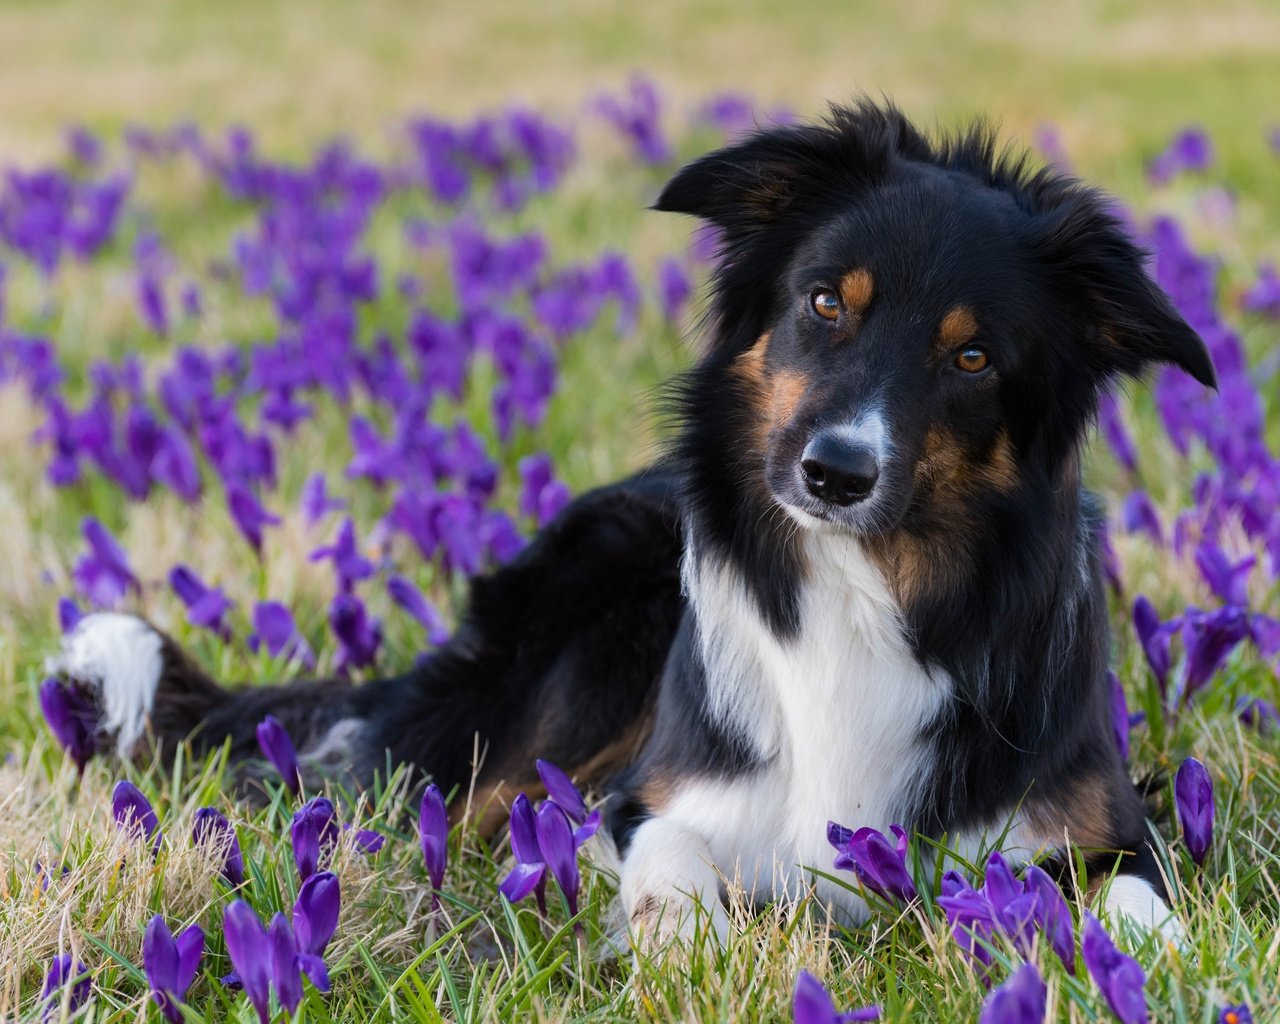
<box><xmin>1194</xmin><ymin>543</ymin><xmax>1254</xmax><ymax>607</ymax></box>
<box><xmin>40</xmin><ymin>954</ymin><xmax>91</xmax><ymax>1021</ymax></box>
<box><xmin>1132</xmin><ymin>596</ymin><xmax>1175</xmax><ymax>694</ymax></box>
<box><xmin>1082</xmin><ymin>913</ymin><xmax>1148</xmax><ymax>1024</ymax></box>
<box><xmin>1237</xmin><ymin>696</ymin><xmax>1279</xmax><ymax>733</ymax></box>
<box><xmin>1148</xmin><ymin>127</ymin><xmax>1213</xmax><ymax>184</ymax></box>
<box><xmin>979</xmin><ymin>962</ymin><xmax>1046</xmax><ymax>1024</ymax></box>
<box><xmin>828</xmin><ymin>822</ymin><xmax>916</xmax><ymax>903</ymax></box>
<box><xmin>309</xmin><ymin>517</ymin><xmax>374</xmax><ymax>592</ymax></box>
<box><xmin>57</xmin><ymin>596</ymin><xmax>83</xmax><ymax>634</ymax></box>
<box><xmin>168</xmin><ymin>564</ymin><xmax>233</xmax><ymax>637</ymax></box>
<box><xmin>112</xmin><ymin>780</ymin><xmax>162</xmax><ymax>854</ymax></box>
<box><xmin>226</xmin><ymin>480</ymin><xmax>280</xmax><ymax>557</ymax></box>
<box><xmin>419</xmin><ymin>782</ymin><xmax>448</xmax><ymax>911</ymax></box>
<box><xmin>1181</xmin><ymin>605</ymin><xmax>1249</xmax><ymax>700</ymax></box>
<box><xmin>192</xmin><ymin>806</ymin><xmax>244</xmax><ymax>885</ymax></box>
<box><xmin>1109</xmin><ymin>671</ymin><xmax>1131</xmax><ymax>760</ymax></box>
<box><xmin>301</xmin><ymin>472</ymin><xmax>344</xmax><ymax>526</ymax></box>
<box><xmin>657</xmin><ymin>257</ymin><xmax>693</xmax><ymax>324</ymax></box>
<box><xmin>1218</xmin><ymin>1005</ymin><xmax>1253</xmax><ymax>1024</ymax></box>
<box><xmin>248</xmin><ymin>601</ymin><xmax>314</xmax><ymax>667</ymax></box>
<box><xmin>1098</xmin><ymin>392</ymin><xmax>1138</xmax><ymax>473</ymax></box>
<box><xmin>592</xmin><ymin>75</ymin><xmax>671</xmax><ymax>164</ymax></box>
<box><xmin>65</xmin><ymin>125</ymin><xmax>103</xmax><ymax>166</ymax></box>
<box><xmin>39</xmin><ymin>677</ymin><xmax>98</xmax><ymax>773</ymax></box>
<box><xmin>329</xmin><ymin>592</ymin><xmax>382</xmax><ymax>673</ymax></box>
<box><xmin>792</xmin><ymin>970</ymin><xmax>881</xmax><ymax>1023</ymax></box>
<box><xmin>152</xmin><ymin>426</ymin><xmax>202</xmax><ymax>501</ymax></box>
<box><xmin>143</xmin><ymin>915</ymin><xmax>204</xmax><ymax>1023</ymax></box>
<box><xmin>256</xmin><ymin>714</ymin><xmax>301</xmax><ymax>793</ymax></box>
<box><xmin>1121</xmin><ymin>491</ymin><xmax>1162</xmax><ymax>545</ymax></box>
<box><xmin>344</xmin><ymin>822</ymin><xmax>385</xmax><ymax>854</ymax></box>
<box><xmin>387</xmin><ymin>575</ymin><xmax>450</xmax><ymax>645</ymax></box>
<box><xmin>72</xmin><ymin>517</ymin><xmax>139</xmax><ymax>608</ymax></box>
<box><xmin>518</xmin><ymin>453</ymin><xmax>571</xmax><ymax>526</ymax></box>
<box><xmin>1241</xmin><ymin>263</ymin><xmax>1280</xmax><ymax>317</ymax></box>
<box><xmin>292</xmin><ymin>796</ymin><xmax>339</xmax><ymax>879</ymax></box>
<box><xmin>1175</xmin><ymin>756</ymin><xmax>1214</xmax><ymax>866</ymax></box>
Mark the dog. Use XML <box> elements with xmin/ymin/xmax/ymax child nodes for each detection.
<box><xmin>48</xmin><ymin>101</ymin><xmax>1215</xmax><ymax>945</ymax></box>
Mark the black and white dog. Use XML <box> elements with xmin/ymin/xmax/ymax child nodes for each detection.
<box><xmin>49</xmin><ymin>102</ymin><xmax>1215</xmax><ymax>944</ymax></box>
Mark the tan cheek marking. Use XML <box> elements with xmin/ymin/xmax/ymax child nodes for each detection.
<box><xmin>768</xmin><ymin>370</ymin><xmax>808</xmax><ymax>431</ymax></box>
<box><xmin>937</xmin><ymin>305</ymin><xmax>979</xmax><ymax>357</ymax></box>
<box><xmin>839</xmin><ymin>268</ymin><xmax>874</xmax><ymax>314</ymax></box>
<box><xmin>982</xmin><ymin>429</ymin><xmax>1019</xmax><ymax>492</ymax></box>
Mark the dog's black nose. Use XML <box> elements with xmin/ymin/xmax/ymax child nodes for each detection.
<box><xmin>801</xmin><ymin>432</ymin><xmax>880</xmax><ymax>506</ymax></box>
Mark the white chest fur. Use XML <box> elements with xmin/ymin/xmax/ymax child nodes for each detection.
<box><xmin>666</xmin><ymin>531</ymin><xmax>950</xmax><ymax>921</ymax></box>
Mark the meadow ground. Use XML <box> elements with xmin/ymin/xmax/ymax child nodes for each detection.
<box><xmin>1</xmin><ymin>1</ymin><xmax>1279</xmax><ymax>1021</ymax></box>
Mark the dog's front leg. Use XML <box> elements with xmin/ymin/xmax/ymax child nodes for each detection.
<box><xmin>620</xmin><ymin>815</ymin><xmax>730</xmax><ymax>949</ymax></box>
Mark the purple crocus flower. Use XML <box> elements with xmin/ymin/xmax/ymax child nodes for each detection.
<box><xmin>1241</xmin><ymin>263</ymin><xmax>1280</xmax><ymax>317</ymax></box>
<box><xmin>39</xmin><ymin>677</ymin><xmax>98</xmax><ymax>773</ymax></box>
<box><xmin>223</xmin><ymin>900</ymin><xmax>272</xmax><ymax>1024</ymax></box>
<box><xmin>168</xmin><ymin>564</ymin><xmax>233</xmax><ymax>637</ymax></box>
<box><xmin>1194</xmin><ymin>542</ymin><xmax>1255</xmax><ymax>608</ymax></box>
<box><xmin>1082</xmin><ymin>913</ymin><xmax>1148</xmax><ymax>1024</ymax></box>
<box><xmin>657</xmin><ymin>257</ymin><xmax>693</xmax><ymax>324</ymax></box>
<box><xmin>248</xmin><ymin>601</ymin><xmax>314</xmax><ymax>666</ymax></box>
<box><xmin>112</xmin><ymin>780</ymin><xmax>162</xmax><ymax>854</ymax></box>
<box><xmin>293</xmin><ymin>870</ymin><xmax>340</xmax><ymax>991</ymax></box>
<box><xmin>1023</xmin><ymin>863</ymin><xmax>1076</xmax><ymax>971</ymax></box>
<box><xmin>192</xmin><ymin>806</ymin><xmax>244</xmax><ymax>885</ymax></box>
<box><xmin>309</xmin><ymin>517</ymin><xmax>374</xmax><ymax>592</ymax></box>
<box><xmin>292</xmin><ymin>797</ymin><xmax>339</xmax><ymax>879</ymax></box>
<box><xmin>1097</xmin><ymin>392</ymin><xmax>1138</xmax><ymax>473</ymax></box>
<box><xmin>1121</xmin><ymin>491</ymin><xmax>1162</xmax><ymax>545</ymax></box>
<box><xmin>1181</xmin><ymin>605</ymin><xmax>1249</xmax><ymax>700</ymax></box>
<box><xmin>256</xmin><ymin>714</ymin><xmax>301</xmax><ymax>793</ymax></box>
<box><xmin>344</xmin><ymin>822</ymin><xmax>385</xmax><ymax>854</ymax></box>
<box><xmin>387</xmin><ymin>575</ymin><xmax>450</xmax><ymax>645</ymax></box>
<box><xmin>517</xmin><ymin>453</ymin><xmax>571</xmax><ymax>526</ymax></box>
<box><xmin>979</xmin><ymin>962</ymin><xmax>1046</xmax><ymax>1024</ymax></box>
<box><xmin>1237</xmin><ymin>696</ymin><xmax>1279</xmax><ymax>733</ymax></box>
<box><xmin>72</xmin><ymin>517</ymin><xmax>139</xmax><ymax>608</ymax></box>
<box><xmin>1132</xmin><ymin>596</ymin><xmax>1174</xmax><ymax>694</ymax></box>
<box><xmin>1148</xmin><ymin>127</ymin><xmax>1213</xmax><ymax>184</ymax></box>
<box><xmin>301</xmin><ymin>472</ymin><xmax>344</xmax><ymax>525</ymax></box>
<box><xmin>938</xmin><ymin>870</ymin><xmax>999</xmax><ymax>974</ymax></box>
<box><xmin>143</xmin><ymin>915</ymin><xmax>204</xmax><ymax>1023</ymax></box>
<box><xmin>40</xmin><ymin>954</ymin><xmax>91</xmax><ymax>1021</ymax></box>
<box><xmin>270</xmin><ymin>912</ymin><xmax>304</xmax><ymax>1013</ymax></box>
<box><xmin>1175</xmin><ymin>757</ymin><xmax>1214</xmax><ymax>866</ymax></box>
<box><xmin>58</xmin><ymin>596</ymin><xmax>83</xmax><ymax>633</ymax></box>
<box><xmin>226</xmin><ymin>480</ymin><xmax>280</xmax><ymax>557</ymax></box>
<box><xmin>1109</xmin><ymin>671</ymin><xmax>1132</xmax><ymax>760</ymax></box>
<box><xmin>592</xmin><ymin>75</ymin><xmax>671</xmax><ymax>164</ymax></box>
<box><xmin>418</xmin><ymin>783</ymin><xmax>448</xmax><ymax>910</ymax></box>
<box><xmin>499</xmin><ymin>792</ymin><xmax>549</xmax><ymax>914</ymax></box>
<box><xmin>535</xmin><ymin>800</ymin><xmax>583</xmax><ymax>922</ymax></box>
<box><xmin>329</xmin><ymin>593</ymin><xmax>382</xmax><ymax>673</ymax></box>
<box><xmin>792</xmin><ymin>970</ymin><xmax>881</xmax><ymax>1023</ymax></box>
<box><xmin>828</xmin><ymin>822</ymin><xmax>917</xmax><ymax>903</ymax></box>
<box><xmin>1218</xmin><ymin>1005</ymin><xmax>1253</xmax><ymax>1024</ymax></box>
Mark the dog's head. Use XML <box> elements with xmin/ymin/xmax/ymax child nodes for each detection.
<box><xmin>660</xmin><ymin>102</ymin><xmax>1215</xmax><ymax>548</ymax></box>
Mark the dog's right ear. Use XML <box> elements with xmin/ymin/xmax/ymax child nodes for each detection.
<box><xmin>653</xmin><ymin>128</ymin><xmax>810</xmax><ymax>232</ymax></box>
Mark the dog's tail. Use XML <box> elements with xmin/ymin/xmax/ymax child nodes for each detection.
<box><xmin>47</xmin><ymin>467</ymin><xmax>685</xmax><ymax>824</ymax></box>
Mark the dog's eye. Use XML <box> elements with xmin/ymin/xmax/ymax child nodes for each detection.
<box><xmin>955</xmin><ymin>347</ymin><xmax>990</xmax><ymax>373</ymax></box>
<box><xmin>810</xmin><ymin>290</ymin><xmax>840</xmax><ymax>321</ymax></box>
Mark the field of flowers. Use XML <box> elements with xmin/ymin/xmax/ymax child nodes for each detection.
<box><xmin>1</xmin><ymin>41</ymin><xmax>1279</xmax><ymax>1024</ymax></box>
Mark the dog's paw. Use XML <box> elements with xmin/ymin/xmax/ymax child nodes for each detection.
<box><xmin>46</xmin><ymin>613</ymin><xmax>164</xmax><ymax>757</ymax></box>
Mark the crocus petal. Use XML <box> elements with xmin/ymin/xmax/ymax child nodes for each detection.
<box><xmin>41</xmin><ymin>954</ymin><xmax>91</xmax><ymax>1018</ymax></box>
<box><xmin>112</xmin><ymin>780</ymin><xmax>162</xmax><ymax>851</ymax></box>
<box><xmin>269</xmin><ymin>912</ymin><xmax>303</xmax><ymax>1013</ymax></box>
<box><xmin>223</xmin><ymin>901</ymin><xmax>272</xmax><ymax>1024</ymax></box>
<box><xmin>499</xmin><ymin>860</ymin><xmax>548</xmax><ymax>903</ymax></box>
<box><xmin>39</xmin><ymin>677</ymin><xmax>98</xmax><ymax>772</ymax></box>
<box><xmin>143</xmin><ymin>914</ymin><xmax>179</xmax><ymax>998</ymax></box>
<box><xmin>536</xmin><ymin>758</ymin><xmax>587</xmax><ymax>824</ymax></box>
<box><xmin>574</xmin><ymin>809</ymin><xmax>601</xmax><ymax>848</ymax></box>
<box><xmin>535</xmin><ymin>800</ymin><xmax>580</xmax><ymax>916</ymax></box>
<box><xmin>1175</xmin><ymin>757</ymin><xmax>1214</xmax><ymax>867</ymax></box>
<box><xmin>793</xmin><ymin>970</ymin><xmax>839</xmax><ymax>1024</ymax></box>
<box><xmin>508</xmin><ymin>792</ymin><xmax>541</xmax><ymax>864</ymax></box>
<box><xmin>979</xmin><ymin>962</ymin><xmax>1047</xmax><ymax>1024</ymax></box>
<box><xmin>297</xmin><ymin>952</ymin><xmax>331</xmax><ymax>993</ymax></box>
<box><xmin>256</xmin><ymin>714</ymin><xmax>301</xmax><ymax>793</ymax></box>
<box><xmin>1023</xmin><ymin>864</ymin><xmax>1075</xmax><ymax>972</ymax></box>
<box><xmin>1109</xmin><ymin>671</ymin><xmax>1131</xmax><ymax>760</ymax></box>
<box><xmin>419</xmin><ymin>783</ymin><xmax>448</xmax><ymax>893</ymax></box>
<box><xmin>294</xmin><ymin>871</ymin><xmax>341</xmax><ymax>957</ymax></box>
<box><xmin>1082</xmin><ymin>913</ymin><xmax>1148</xmax><ymax>1024</ymax></box>
<box><xmin>174</xmin><ymin>924</ymin><xmax>205</xmax><ymax>998</ymax></box>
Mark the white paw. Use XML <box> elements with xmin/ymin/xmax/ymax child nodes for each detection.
<box><xmin>46</xmin><ymin>613</ymin><xmax>163</xmax><ymax>757</ymax></box>
<box><xmin>1098</xmin><ymin>874</ymin><xmax>1186</xmax><ymax>948</ymax></box>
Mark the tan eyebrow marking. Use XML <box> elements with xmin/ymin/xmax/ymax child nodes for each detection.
<box><xmin>938</xmin><ymin>306</ymin><xmax>979</xmax><ymax>353</ymax></box>
<box><xmin>838</xmin><ymin>268</ymin><xmax>874</xmax><ymax>315</ymax></box>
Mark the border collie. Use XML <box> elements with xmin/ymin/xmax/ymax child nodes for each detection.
<box><xmin>48</xmin><ymin>101</ymin><xmax>1216</xmax><ymax>945</ymax></box>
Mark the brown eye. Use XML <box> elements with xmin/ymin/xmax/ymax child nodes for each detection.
<box><xmin>811</xmin><ymin>290</ymin><xmax>840</xmax><ymax>321</ymax></box>
<box><xmin>955</xmin><ymin>347</ymin><xmax>990</xmax><ymax>373</ymax></box>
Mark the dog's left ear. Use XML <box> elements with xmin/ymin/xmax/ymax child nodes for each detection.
<box><xmin>1034</xmin><ymin>194</ymin><xmax>1213</xmax><ymax>389</ymax></box>
<box><xmin>1034</xmin><ymin>195</ymin><xmax>1217</xmax><ymax>389</ymax></box>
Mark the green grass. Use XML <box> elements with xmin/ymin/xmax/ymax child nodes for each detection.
<box><xmin>2</xmin><ymin>1</ymin><xmax>1280</xmax><ymax>1020</ymax></box>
